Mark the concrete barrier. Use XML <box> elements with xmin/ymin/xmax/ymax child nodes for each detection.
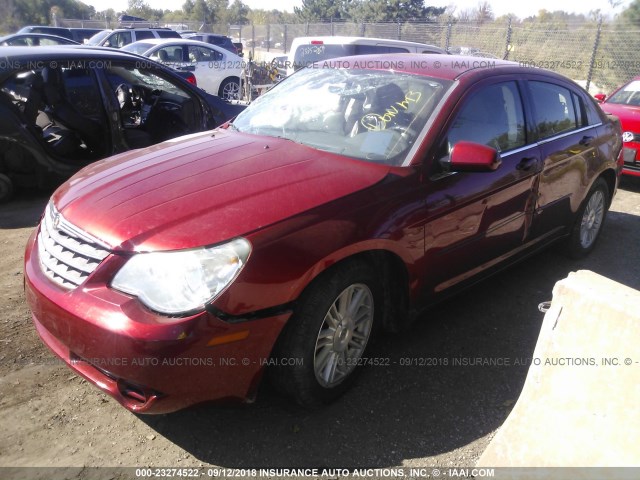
<box><xmin>477</xmin><ymin>270</ymin><xmax>640</xmax><ymax>475</ymax></box>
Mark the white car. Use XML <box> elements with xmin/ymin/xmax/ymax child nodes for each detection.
<box><xmin>122</xmin><ymin>38</ymin><xmax>243</xmax><ymax>100</ymax></box>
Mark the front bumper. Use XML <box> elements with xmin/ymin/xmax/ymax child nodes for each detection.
<box><xmin>621</xmin><ymin>142</ymin><xmax>640</xmax><ymax>177</ymax></box>
<box><xmin>24</xmin><ymin>229</ymin><xmax>290</xmax><ymax>414</ymax></box>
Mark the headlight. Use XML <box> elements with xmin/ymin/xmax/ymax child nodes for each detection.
<box><xmin>111</xmin><ymin>238</ymin><xmax>251</xmax><ymax>315</ymax></box>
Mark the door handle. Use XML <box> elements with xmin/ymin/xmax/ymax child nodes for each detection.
<box><xmin>579</xmin><ymin>135</ymin><xmax>594</xmax><ymax>146</ymax></box>
<box><xmin>516</xmin><ymin>157</ymin><xmax>537</xmax><ymax>171</ymax></box>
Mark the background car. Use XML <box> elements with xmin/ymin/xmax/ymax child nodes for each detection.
<box><xmin>0</xmin><ymin>46</ymin><xmax>245</xmax><ymax>202</ymax></box>
<box><xmin>24</xmin><ymin>54</ymin><xmax>621</xmax><ymax>413</ymax></box>
<box><xmin>86</xmin><ymin>28</ymin><xmax>181</xmax><ymax>48</ymax></box>
<box><xmin>182</xmin><ymin>33</ymin><xmax>239</xmax><ymax>55</ymax></box>
<box><xmin>595</xmin><ymin>78</ymin><xmax>640</xmax><ymax>177</ymax></box>
<box><xmin>0</xmin><ymin>33</ymin><xmax>79</xmax><ymax>46</ymax></box>
<box><xmin>287</xmin><ymin>35</ymin><xmax>447</xmax><ymax>75</ymax></box>
<box><xmin>68</xmin><ymin>28</ymin><xmax>104</xmax><ymax>43</ymax></box>
<box><xmin>17</xmin><ymin>25</ymin><xmax>74</xmax><ymax>40</ymax></box>
<box><xmin>122</xmin><ymin>38</ymin><xmax>243</xmax><ymax>100</ymax></box>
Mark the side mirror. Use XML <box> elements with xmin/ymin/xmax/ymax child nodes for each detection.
<box><xmin>594</xmin><ymin>93</ymin><xmax>606</xmax><ymax>103</ymax></box>
<box><xmin>449</xmin><ymin>141</ymin><xmax>501</xmax><ymax>172</ymax></box>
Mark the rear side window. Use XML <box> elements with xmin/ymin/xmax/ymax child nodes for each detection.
<box><xmin>157</xmin><ymin>30</ymin><xmax>181</xmax><ymax>38</ymax></box>
<box><xmin>135</xmin><ymin>31</ymin><xmax>155</xmax><ymax>41</ymax></box>
<box><xmin>62</xmin><ymin>68</ymin><xmax>102</xmax><ymax>117</ymax></box>
<box><xmin>354</xmin><ymin>45</ymin><xmax>409</xmax><ymax>54</ymax></box>
<box><xmin>188</xmin><ymin>46</ymin><xmax>223</xmax><ymax>62</ymax></box>
<box><xmin>529</xmin><ymin>81</ymin><xmax>578</xmax><ymax>140</ymax></box>
<box><xmin>447</xmin><ymin>81</ymin><xmax>526</xmax><ymax>152</ymax></box>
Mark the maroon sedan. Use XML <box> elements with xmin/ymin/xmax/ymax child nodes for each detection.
<box><xmin>595</xmin><ymin>78</ymin><xmax>640</xmax><ymax>177</ymax></box>
<box><xmin>25</xmin><ymin>55</ymin><xmax>622</xmax><ymax>413</ymax></box>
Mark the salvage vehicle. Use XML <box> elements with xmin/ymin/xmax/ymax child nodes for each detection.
<box><xmin>0</xmin><ymin>46</ymin><xmax>244</xmax><ymax>202</ymax></box>
<box><xmin>25</xmin><ymin>54</ymin><xmax>623</xmax><ymax>413</ymax></box>
<box><xmin>595</xmin><ymin>78</ymin><xmax>640</xmax><ymax>177</ymax></box>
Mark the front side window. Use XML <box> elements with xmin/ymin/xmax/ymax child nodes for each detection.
<box><xmin>233</xmin><ymin>67</ymin><xmax>452</xmax><ymax>165</ymax></box>
<box><xmin>110</xmin><ymin>32</ymin><xmax>132</xmax><ymax>48</ymax></box>
<box><xmin>529</xmin><ymin>81</ymin><xmax>578</xmax><ymax>140</ymax></box>
<box><xmin>447</xmin><ymin>81</ymin><xmax>526</xmax><ymax>153</ymax></box>
<box><xmin>151</xmin><ymin>46</ymin><xmax>184</xmax><ymax>64</ymax></box>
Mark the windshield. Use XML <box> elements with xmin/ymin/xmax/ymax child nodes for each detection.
<box><xmin>608</xmin><ymin>80</ymin><xmax>640</xmax><ymax>106</ymax></box>
<box><xmin>87</xmin><ymin>30</ymin><xmax>111</xmax><ymax>45</ymax></box>
<box><xmin>232</xmin><ymin>67</ymin><xmax>451</xmax><ymax>165</ymax></box>
<box><xmin>122</xmin><ymin>42</ymin><xmax>155</xmax><ymax>55</ymax></box>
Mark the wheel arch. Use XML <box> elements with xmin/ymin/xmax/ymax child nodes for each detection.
<box><xmin>292</xmin><ymin>247</ymin><xmax>413</xmax><ymax>334</ymax></box>
<box><xmin>597</xmin><ymin>167</ymin><xmax>617</xmax><ymax>207</ymax></box>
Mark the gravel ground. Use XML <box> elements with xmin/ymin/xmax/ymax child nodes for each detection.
<box><xmin>0</xmin><ymin>178</ymin><xmax>638</xmax><ymax>476</ymax></box>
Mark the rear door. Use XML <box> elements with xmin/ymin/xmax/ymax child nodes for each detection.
<box><xmin>525</xmin><ymin>77</ymin><xmax>607</xmax><ymax>236</ymax></box>
<box><xmin>187</xmin><ymin>45</ymin><xmax>225</xmax><ymax>94</ymax></box>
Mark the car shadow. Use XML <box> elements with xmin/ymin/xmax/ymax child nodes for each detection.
<box><xmin>619</xmin><ymin>176</ymin><xmax>640</xmax><ymax>194</ymax></box>
<box><xmin>0</xmin><ymin>189</ymin><xmax>50</xmax><ymax>229</ymax></box>
<box><xmin>139</xmin><ymin>209</ymin><xmax>639</xmax><ymax>468</ymax></box>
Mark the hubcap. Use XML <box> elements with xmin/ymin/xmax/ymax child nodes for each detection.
<box><xmin>313</xmin><ymin>283</ymin><xmax>374</xmax><ymax>388</ymax></box>
<box><xmin>579</xmin><ymin>190</ymin><xmax>604</xmax><ymax>249</ymax></box>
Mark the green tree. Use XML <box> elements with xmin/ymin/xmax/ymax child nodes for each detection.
<box><xmin>622</xmin><ymin>0</ymin><xmax>640</xmax><ymax>25</ymax></box>
<box><xmin>348</xmin><ymin>0</ymin><xmax>444</xmax><ymax>22</ymax></box>
<box><xmin>225</xmin><ymin>0</ymin><xmax>249</xmax><ymax>24</ymax></box>
<box><xmin>192</xmin><ymin>0</ymin><xmax>210</xmax><ymax>22</ymax></box>
<box><xmin>294</xmin><ymin>0</ymin><xmax>347</xmax><ymax>22</ymax></box>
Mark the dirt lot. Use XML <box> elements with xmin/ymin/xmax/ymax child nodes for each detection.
<box><xmin>1</xmin><ymin>179</ymin><xmax>639</xmax><ymax>474</ymax></box>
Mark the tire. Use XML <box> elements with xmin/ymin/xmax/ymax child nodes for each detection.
<box><xmin>218</xmin><ymin>78</ymin><xmax>240</xmax><ymax>101</ymax></box>
<box><xmin>269</xmin><ymin>261</ymin><xmax>381</xmax><ymax>407</ymax></box>
<box><xmin>0</xmin><ymin>173</ymin><xmax>14</xmax><ymax>204</ymax></box>
<box><xmin>564</xmin><ymin>178</ymin><xmax>609</xmax><ymax>259</ymax></box>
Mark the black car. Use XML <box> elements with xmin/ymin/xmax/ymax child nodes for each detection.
<box><xmin>69</xmin><ymin>28</ymin><xmax>104</xmax><ymax>43</ymax></box>
<box><xmin>0</xmin><ymin>46</ymin><xmax>245</xmax><ymax>202</ymax></box>
<box><xmin>183</xmin><ymin>33</ymin><xmax>238</xmax><ymax>55</ymax></box>
<box><xmin>0</xmin><ymin>33</ymin><xmax>79</xmax><ymax>46</ymax></box>
<box><xmin>17</xmin><ymin>26</ymin><xmax>75</xmax><ymax>40</ymax></box>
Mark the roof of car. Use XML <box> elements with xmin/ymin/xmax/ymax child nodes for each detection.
<box><xmin>0</xmin><ymin>45</ymin><xmax>154</xmax><ymax>79</ymax></box>
<box><xmin>292</xmin><ymin>35</ymin><xmax>444</xmax><ymax>49</ymax></box>
<box><xmin>308</xmin><ymin>53</ymin><xmax>565</xmax><ymax>82</ymax></box>
<box><xmin>0</xmin><ymin>33</ymin><xmax>79</xmax><ymax>43</ymax></box>
<box><xmin>125</xmin><ymin>38</ymin><xmax>237</xmax><ymax>53</ymax></box>
<box><xmin>185</xmin><ymin>33</ymin><xmax>230</xmax><ymax>38</ymax></box>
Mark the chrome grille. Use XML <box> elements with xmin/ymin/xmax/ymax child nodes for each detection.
<box><xmin>37</xmin><ymin>203</ymin><xmax>111</xmax><ymax>289</ymax></box>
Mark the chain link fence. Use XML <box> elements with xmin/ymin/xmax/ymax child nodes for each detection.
<box><xmin>60</xmin><ymin>16</ymin><xmax>640</xmax><ymax>93</ymax></box>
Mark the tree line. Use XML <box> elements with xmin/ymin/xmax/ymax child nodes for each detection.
<box><xmin>2</xmin><ymin>0</ymin><xmax>640</xmax><ymax>34</ymax></box>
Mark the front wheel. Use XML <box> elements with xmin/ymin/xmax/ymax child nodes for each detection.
<box><xmin>269</xmin><ymin>261</ymin><xmax>380</xmax><ymax>407</ymax></box>
<box><xmin>564</xmin><ymin>178</ymin><xmax>609</xmax><ymax>258</ymax></box>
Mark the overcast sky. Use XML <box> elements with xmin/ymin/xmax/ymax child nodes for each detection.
<box><xmin>83</xmin><ymin>0</ymin><xmax>631</xmax><ymax>19</ymax></box>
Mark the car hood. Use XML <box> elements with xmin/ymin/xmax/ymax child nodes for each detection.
<box><xmin>600</xmin><ymin>102</ymin><xmax>640</xmax><ymax>133</ymax></box>
<box><xmin>52</xmin><ymin>129</ymin><xmax>390</xmax><ymax>252</ymax></box>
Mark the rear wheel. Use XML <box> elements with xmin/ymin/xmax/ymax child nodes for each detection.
<box><xmin>219</xmin><ymin>78</ymin><xmax>240</xmax><ymax>101</ymax></box>
<box><xmin>270</xmin><ymin>261</ymin><xmax>380</xmax><ymax>407</ymax></box>
<box><xmin>565</xmin><ymin>178</ymin><xmax>609</xmax><ymax>258</ymax></box>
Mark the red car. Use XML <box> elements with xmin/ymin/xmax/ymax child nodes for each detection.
<box><xmin>595</xmin><ymin>78</ymin><xmax>640</xmax><ymax>177</ymax></box>
<box><xmin>25</xmin><ymin>55</ymin><xmax>622</xmax><ymax>413</ymax></box>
